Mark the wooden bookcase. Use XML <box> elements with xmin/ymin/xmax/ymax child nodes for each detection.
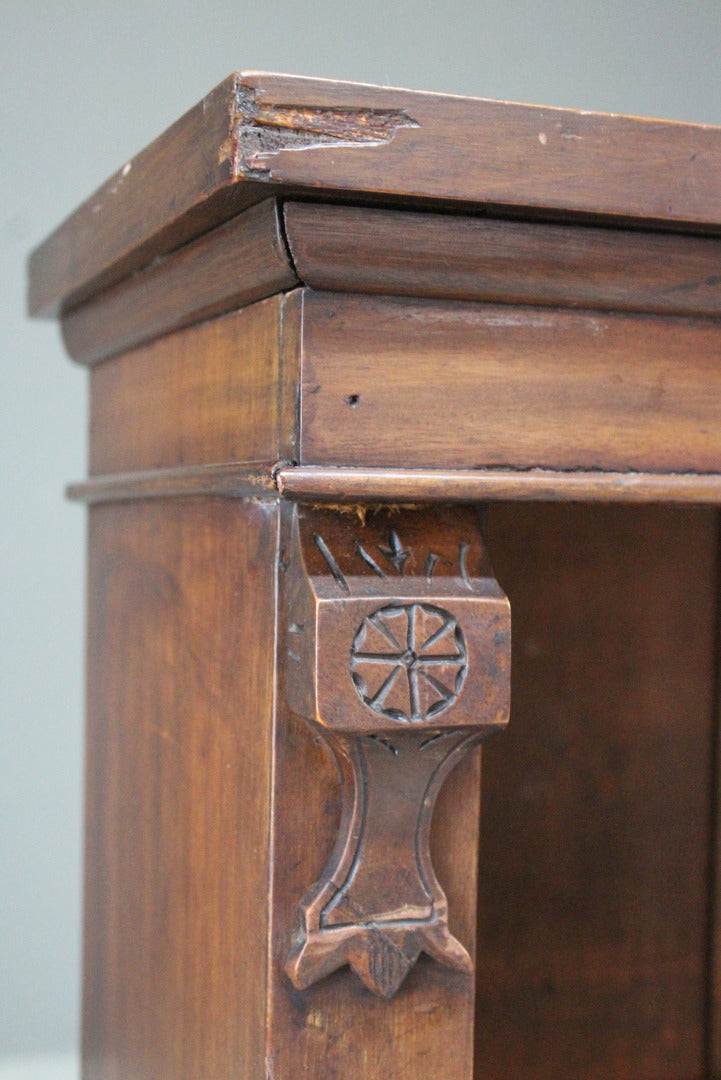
<box><xmin>29</xmin><ymin>72</ymin><xmax>721</xmax><ymax>1079</ymax></box>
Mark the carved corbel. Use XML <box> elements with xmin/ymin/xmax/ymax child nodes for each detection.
<box><xmin>282</xmin><ymin>505</ymin><xmax>510</xmax><ymax>998</ymax></box>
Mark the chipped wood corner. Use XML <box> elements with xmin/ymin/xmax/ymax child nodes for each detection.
<box><xmin>227</xmin><ymin>73</ymin><xmax>420</xmax><ymax>180</ymax></box>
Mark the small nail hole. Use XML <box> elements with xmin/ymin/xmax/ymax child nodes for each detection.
<box><xmin>346</xmin><ymin>394</ymin><xmax>360</xmax><ymax>407</ymax></box>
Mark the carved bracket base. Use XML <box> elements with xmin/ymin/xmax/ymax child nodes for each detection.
<box><xmin>282</xmin><ymin>506</ymin><xmax>510</xmax><ymax>997</ymax></box>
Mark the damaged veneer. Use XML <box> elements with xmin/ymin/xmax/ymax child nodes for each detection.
<box><xmin>230</xmin><ymin>84</ymin><xmax>419</xmax><ymax>179</ymax></box>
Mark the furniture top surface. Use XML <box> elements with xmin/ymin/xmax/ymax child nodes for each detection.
<box><xmin>28</xmin><ymin>70</ymin><xmax>721</xmax><ymax>318</ymax></box>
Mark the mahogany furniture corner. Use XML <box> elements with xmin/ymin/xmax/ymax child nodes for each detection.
<box><xmin>29</xmin><ymin>72</ymin><xmax>721</xmax><ymax>1080</ymax></box>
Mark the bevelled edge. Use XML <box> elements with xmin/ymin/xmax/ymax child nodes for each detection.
<box><xmin>283</xmin><ymin>203</ymin><xmax>721</xmax><ymax>319</ymax></box>
<box><xmin>61</xmin><ymin>199</ymin><xmax>298</xmax><ymax>365</ymax></box>
<box><xmin>29</xmin><ymin>70</ymin><xmax>721</xmax><ymax>320</ymax></box>
<box><xmin>67</xmin><ymin>462</ymin><xmax>721</xmax><ymax>506</ymax></box>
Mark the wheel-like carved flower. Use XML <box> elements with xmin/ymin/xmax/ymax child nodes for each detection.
<box><xmin>350</xmin><ymin>603</ymin><xmax>467</xmax><ymax>722</ymax></box>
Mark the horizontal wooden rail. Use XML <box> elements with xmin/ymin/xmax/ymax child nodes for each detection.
<box><xmin>68</xmin><ymin>462</ymin><xmax>721</xmax><ymax>505</ymax></box>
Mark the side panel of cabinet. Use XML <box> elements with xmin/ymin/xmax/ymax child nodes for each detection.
<box><xmin>89</xmin><ymin>290</ymin><xmax>302</xmax><ymax>476</ymax></box>
<box><xmin>83</xmin><ymin>498</ymin><xmax>279</xmax><ymax>1079</ymax></box>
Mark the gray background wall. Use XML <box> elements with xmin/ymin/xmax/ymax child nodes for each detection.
<box><xmin>2</xmin><ymin>0</ymin><xmax>721</xmax><ymax>1062</ymax></box>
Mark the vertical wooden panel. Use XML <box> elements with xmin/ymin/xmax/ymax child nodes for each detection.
<box><xmin>265</xmin><ymin>505</ymin><xmax>482</xmax><ymax>1079</ymax></box>
<box><xmin>83</xmin><ymin>498</ymin><xmax>278</xmax><ymax>1080</ymax></box>
<box><xmin>477</xmin><ymin>504</ymin><xmax>718</xmax><ymax>1080</ymax></box>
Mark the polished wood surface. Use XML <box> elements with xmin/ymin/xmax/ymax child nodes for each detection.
<box><xmin>68</xmin><ymin>462</ymin><xmax>721</xmax><ymax>507</ymax></box>
<box><xmin>67</xmin><ymin>461</ymin><xmax>278</xmax><ymax>505</ymax></box>
<box><xmin>268</xmin><ymin>505</ymin><xmax>485</xmax><ymax>1076</ymax></box>
<box><xmin>83</xmin><ymin>498</ymin><xmax>487</xmax><ymax>1079</ymax></box>
<box><xmin>28</xmin><ymin>72</ymin><xmax>721</xmax><ymax>318</ymax></box>
<box><xmin>300</xmin><ymin>291</ymin><xmax>721</xmax><ymax>473</ymax></box>
<box><xmin>268</xmin><ymin>711</ymin><xmax>482</xmax><ymax>1078</ymax></box>
<box><xmin>81</xmin><ymin>495</ymin><xmax>721</xmax><ymax>1079</ymax></box>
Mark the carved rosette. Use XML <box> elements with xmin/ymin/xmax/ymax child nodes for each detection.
<box><xmin>350</xmin><ymin>602</ymin><xmax>468</xmax><ymax>721</ymax></box>
<box><xmin>283</xmin><ymin>505</ymin><xmax>510</xmax><ymax>998</ymax></box>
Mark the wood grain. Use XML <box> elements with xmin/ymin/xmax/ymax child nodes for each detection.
<box><xmin>29</xmin><ymin>71</ymin><xmax>721</xmax><ymax>318</ymax></box>
<box><xmin>277</xmin><ymin>288</ymin><xmax>303</xmax><ymax>465</ymax></box>
<box><xmin>89</xmin><ymin>294</ymin><xmax>296</xmax><ymax>475</ymax></box>
<box><xmin>245</xmin><ymin>73</ymin><xmax>721</xmax><ymax>231</ymax></box>
<box><xmin>83</xmin><ymin>497</ymin><xmax>278</xmax><ymax>1080</ymax></box>
<box><xmin>78</xmin><ymin>497</ymin><xmax>721</xmax><ymax>1079</ymax></box>
<box><xmin>34</xmin><ymin>69</ymin><xmax>721</xmax><ymax>1077</ymax></box>
<box><xmin>299</xmin><ymin>291</ymin><xmax>721</xmax><ymax>474</ymax></box>
<box><xmin>81</xmin><ymin>475</ymin><xmax>487</xmax><ymax>1080</ymax></box>
<box><xmin>63</xmin><ymin>199</ymin><xmax>298</xmax><ymax>365</ymax></box>
<box><xmin>284</xmin><ymin>201</ymin><xmax>721</xmax><ymax>317</ymax></box>
<box><xmin>478</xmin><ymin>502</ymin><xmax>718</xmax><ymax>1080</ymax></box>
